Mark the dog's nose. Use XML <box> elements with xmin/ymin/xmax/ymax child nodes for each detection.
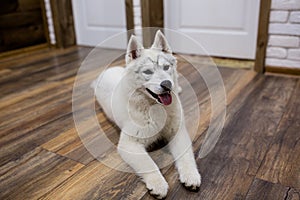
<box><xmin>160</xmin><ymin>80</ymin><xmax>172</xmax><ymax>91</ymax></box>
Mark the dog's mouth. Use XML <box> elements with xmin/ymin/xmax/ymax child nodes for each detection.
<box><xmin>146</xmin><ymin>88</ymin><xmax>172</xmax><ymax>106</ymax></box>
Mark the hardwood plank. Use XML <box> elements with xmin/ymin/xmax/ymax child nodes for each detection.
<box><xmin>40</xmin><ymin>62</ymin><xmax>256</xmax><ymax>199</ymax></box>
<box><xmin>0</xmin><ymin>43</ymin><xmax>49</xmax><ymax>60</ymax></box>
<box><xmin>0</xmin><ymin>81</ymin><xmax>95</xmax><ymax>147</ymax></box>
<box><xmin>0</xmin><ymin>48</ymin><xmax>91</xmax><ymax>96</ymax></box>
<box><xmin>256</xmin><ymin>79</ymin><xmax>300</xmax><ymax>190</ymax></box>
<box><xmin>0</xmin><ymin>81</ymin><xmax>61</xmax><ymax>109</ymax></box>
<box><xmin>177</xmin><ymin>62</ymin><xmax>256</xmax><ymax>142</ymax></box>
<box><xmin>0</xmin><ymin>68</ymin><xmax>11</xmax><ymax>77</ymax></box>
<box><xmin>142</xmin><ymin>76</ymin><xmax>266</xmax><ymax>200</ymax></box>
<box><xmin>1</xmin><ymin>46</ymin><xmax>299</xmax><ymax>199</ymax></box>
<box><xmin>0</xmin><ymin>147</ymin><xmax>84</xmax><ymax>200</ymax></box>
<box><xmin>0</xmin><ymin>84</ymin><xmax>72</xmax><ymax>130</ymax></box>
<box><xmin>0</xmin><ymin>47</ymin><xmax>119</xmax><ymax>90</ymax></box>
<box><xmin>0</xmin><ymin>47</ymin><xmax>96</xmax><ymax>167</ymax></box>
<box><xmin>0</xmin><ymin>48</ymin><xmax>124</xmax><ymax>167</ymax></box>
<box><xmin>245</xmin><ymin>178</ymin><xmax>298</xmax><ymax>200</ymax></box>
<box><xmin>179</xmin><ymin>54</ymin><xmax>254</xmax><ymax>69</ymax></box>
<box><xmin>0</xmin><ymin>46</ymin><xmax>84</xmax><ymax>69</ymax></box>
<box><xmin>7</xmin><ymin>46</ymin><xmax>89</xmax><ymax>71</ymax></box>
<box><xmin>42</xmin><ymin>125</ymin><xmax>97</xmax><ymax>165</ymax></box>
<box><xmin>0</xmin><ymin>113</ymin><xmax>74</xmax><ymax>167</ymax></box>
<box><xmin>40</xmin><ymin>160</ymin><xmax>145</xmax><ymax>200</ymax></box>
<box><xmin>38</xmin><ymin>60</ymin><xmax>204</xmax><ymax>199</ymax></box>
<box><xmin>42</xmin><ymin>111</ymin><xmax>120</xmax><ymax>165</ymax></box>
<box><xmin>142</xmin><ymin>76</ymin><xmax>297</xmax><ymax>200</ymax></box>
<box><xmin>42</xmin><ymin>63</ymin><xmax>254</xmax><ymax>168</ymax></box>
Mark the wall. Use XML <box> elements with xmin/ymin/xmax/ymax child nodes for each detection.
<box><xmin>133</xmin><ymin>0</ymin><xmax>143</xmax><ymax>41</ymax></box>
<box><xmin>0</xmin><ymin>0</ymin><xmax>47</xmax><ymax>52</ymax></box>
<box><xmin>266</xmin><ymin>0</ymin><xmax>300</xmax><ymax>69</ymax></box>
<box><xmin>44</xmin><ymin>0</ymin><xmax>56</xmax><ymax>44</ymax></box>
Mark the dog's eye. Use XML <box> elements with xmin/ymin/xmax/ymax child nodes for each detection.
<box><xmin>163</xmin><ymin>65</ymin><xmax>170</xmax><ymax>71</ymax></box>
<box><xmin>143</xmin><ymin>69</ymin><xmax>153</xmax><ymax>75</ymax></box>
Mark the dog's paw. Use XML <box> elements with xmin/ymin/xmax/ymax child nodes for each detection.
<box><xmin>179</xmin><ymin>170</ymin><xmax>201</xmax><ymax>192</ymax></box>
<box><xmin>145</xmin><ymin>175</ymin><xmax>169</xmax><ymax>199</ymax></box>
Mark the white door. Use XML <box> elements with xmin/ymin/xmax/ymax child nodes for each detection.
<box><xmin>72</xmin><ymin>0</ymin><xmax>127</xmax><ymax>49</ymax></box>
<box><xmin>164</xmin><ymin>0</ymin><xmax>260</xmax><ymax>59</ymax></box>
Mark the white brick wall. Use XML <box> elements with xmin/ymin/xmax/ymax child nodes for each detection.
<box><xmin>133</xmin><ymin>0</ymin><xmax>143</xmax><ymax>42</ymax></box>
<box><xmin>268</xmin><ymin>35</ymin><xmax>300</xmax><ymax>47</ymax></box>
<box><xmin>290</xmin><ymin>11</ymin><xmax>300</xmax><ymax>23</ymax></box>
<box><xmin>271</xmin><ymin>0</ymin><xmax>300</xmax><ymax>10</ymax></box>
<box><xmin>270</xmin><ymin>11</ymin><xmax>289</xmax><ymax>22</ymax></box>
<box><xmin>288</xmin><ymin>49</ymin><xmax>300</xmax><ymax>60</ymax></box>
<box><xmin>266</xmin><ymin>0</ymin><xmax>300</xmax><ymax>69</ymax></box>
<box><xmin>269</xmin><ymin>24</ymin><xmax>300</xmax><ymax>35</ymax></box>
<box><xmin>44</xmin><ymin>0</ymin><xmax>56</xmax><ymax>45</ymax></box>
<box><xmin>267</xmin><ymin>47</ymin><xmax>287</xmax><ymax>58</ymax></box>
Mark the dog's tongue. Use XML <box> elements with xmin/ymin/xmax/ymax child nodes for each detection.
<box><xmin>158</xmin><ymin>93</ymin><xmax>172</xmax><ymax>105</ymax></box>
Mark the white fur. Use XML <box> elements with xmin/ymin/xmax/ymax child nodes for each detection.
<box><xmin>92</xmin><ymin>30</ymin><xmax>201</xmax><ymax>199</ymax></box>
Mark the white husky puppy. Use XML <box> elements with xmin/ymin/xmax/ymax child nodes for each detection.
<box><xmin>93</xmin><ymin>30</ymin><xmax>201</xmax><ymax>199</ymax></box>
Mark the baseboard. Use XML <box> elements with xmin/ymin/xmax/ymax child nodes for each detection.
<box><xmin>265</xmin><ymin>65</ymin><xmax>300</xmax><ymax>76</ymax></box>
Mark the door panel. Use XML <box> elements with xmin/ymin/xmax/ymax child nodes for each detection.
<box><xmin>72</xmin><ymin>0</ymin><xmax>127</xmax><ymax>49</ymax></box>
<box><xmin>164</xmin><ymin>0</ymin><xmax>260</xmax><ymax>59</ymax></box>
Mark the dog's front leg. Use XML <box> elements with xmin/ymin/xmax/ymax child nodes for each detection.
<box><xmin>168</xmin><ymin>126</ymin><xmax>201</xmax><ymax>191</ymax></box>
<box><xmin>118</xmin><ymin>133</ymin><xmax>168</xmax><ymax>199</ymax></box>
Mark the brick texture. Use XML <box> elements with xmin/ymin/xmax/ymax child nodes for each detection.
<box><xmin>267</xmin><ymin>47</ymin><xmax>287</xmax><ymax>58</ymax></box>
<box><xmin>271</xmin><ymin>0</ymin><xmax>300</xmax><ymax>10</ymax></box>
<box><xmin>290</xmin><ymin>11</ymin><xmax>300</xmax><ymax>23</ymax></box>
<box><xmin>268</xmin><ymin>35</ymin><xmax>300</xmax><ymax>47</ymax></box>
<box><xmin>269</xmin><ymin>23</ymin><xmax>300</xmax><ymax>36</ymax></box>
<box><xmin>288</xmin><ymin>49</ymin><xmax>300</xmax><ymax>60</ymax></box>
<box><xmin>266</xmin><ymin>0</ymin><xmax>300</xmax><ymax>69</ymax></box>
<box><xmin>270</xmin><ymin>11</ymin><xmax>289</xmax><ymax>22</ymax></box>
<box><xmin>133</xmin><ymin>0</ymin><xmax>142</xmax><ymax>41</ymax></box>
<box><xmin>266</xmin><ymin>58</ymin><xmax>300</xmax><ymax>68</ymax></box>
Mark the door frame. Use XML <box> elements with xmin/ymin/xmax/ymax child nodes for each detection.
<box><xmin>254</xmin><ymin>0</ymin><xmax>272</xmax><ymax>73</ymax></box>
<box><xmin>49</xmin><ymin>0</ymin><xmax>76</xmax><ymax>48</ymax></box>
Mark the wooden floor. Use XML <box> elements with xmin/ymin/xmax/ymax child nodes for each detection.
<box><xmin>0</xmin><ymin>46</ymin><xmax>299</xmax><ymax>200</ymax></box>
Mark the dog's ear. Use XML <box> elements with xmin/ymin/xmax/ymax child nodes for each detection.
<box><xmin>151</xmin><ymin>30</ymin><xmax>172</xmax><ymax>53</ymax></box>
<box><xmin>126</xmin><ymin>35</ymin><xmax>144</xmax><ymax>64</ymax></box>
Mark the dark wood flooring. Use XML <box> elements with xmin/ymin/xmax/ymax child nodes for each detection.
<box><xmin>0</xmin><ymin>46</ymin><xmax>299</xmax><ymax>200</ymax></box>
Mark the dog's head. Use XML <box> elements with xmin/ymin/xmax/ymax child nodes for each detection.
<box><xmin>125</xmin><ymin>30</ymin><xmax>178</xmax><ymax>106</ymax></box>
